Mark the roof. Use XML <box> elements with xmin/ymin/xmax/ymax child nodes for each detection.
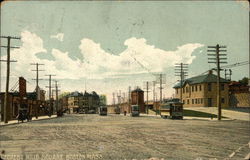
<box><xmin>83</xmin><ymin>91</ymin><xmax>90</xmax><ymax>97</ymax></box>
<box><xmin>68</xmin><ymin>91</ymin><xmax>83</xmax><ymax>97</ymax></box>
<box><xmin>173</xmin><ymin>73</ymin><xmax>229</xmax><ymax>88</ymax></box>
<box><xmin>132</xmin><ymin>88</ymin><xmax>144</xmax><ymax>92</ymax></box>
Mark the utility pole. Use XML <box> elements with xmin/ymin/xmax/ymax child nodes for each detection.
<box><xmin>152</xmin><ymin>81</ymin><xmax>156</xmax><ymax>103</ymax></box>
<box><xmin>128</xmin><ymin>86</ymin><xmax>131</xmax><ymax>113</ymax></box>
<box><xmin>128</xmin><ymin>86</ymin><xmax>131</xmax><ymax>104</ymax></box>
<box><xmin>117</xmin><ymin>90</ymin><xmax>121</xmax><ymax>105</ymax></box>
<box><xmin>54</xmin><ymin>80</ymin><xmax>60</xmax><ymax>116</ymax></box>
<box><xmin>143</xmin><ymin>81</ymin><xmax>151</xmax><ymax>114</ymax></box>
<box><xmin>31</xmin><ymin>63</ymin><xmax>44</xmax><ymax>119</ymax></box>
<box><xmin>112</xmin><ymin>92</ymin><xmax>116</xmax><ymax>106</ymax></box>
<box><xmin>122</xmin><ymin>92</ymin><xmax>125</xmax><ymax>103</ymax></box>
<box><xmin>175</xmin><ymin>63</ymin><xmax>188</xmax><ymax>103</ymax></box>
<box><xmin>45</xmin><ymin>74</ymin><xmax>56</xmax><ymax>116</ymax></box>
<box><xmin>208</xmin><ymin>44</ymin><xmax>227</xmax><ymax>120</ymax></box>
<box><xmin>0</xmin><ymin>36</ymin><xmax>20</xmax><ymax>123</ymax></box>
<box><xmin>156</xmin><ymin>74</ymin><xmax>166</xmax><ymax>105</ymax></box>
<box><xmin>224</xmin><ymin>69</ymin><xmax>232</xmax><ymax>81</ymax></box>
<box><xmin>229</xmin><ymin>69</ymin><xmax>232</xmax><ymax>81</ymax></box>
<box><xmin>160</xmin><ymin>74</ymin><xmax>162</xmax><ymax>103</ymax></box>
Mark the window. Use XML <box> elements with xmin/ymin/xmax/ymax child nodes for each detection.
<box><xmin>201</xmin><ymin>98</ymin><xmax>203</xmax><ymax>104</ymax></box>
<box><xmin>183</xmin><ymin>88</ymin><xmax>185</xmax><ymax>93</ymax></box>
<box><xmin>192</xmin><ymin>86</ymin><xmax>194</xmax><ymax>92</ymax></box>
<box><xmin>199</xmin><ymin>85</ymin><xmax>202</xmax><ymax>91</ymax></box>
<box><xmin>198</xmin><ymin>99</ymin><xmax>200</xmax><ymax>104</ymax></box>
<box><xmin>195</xmin><ymin>99</ymin><xmax>197</xmax><ymax>104</ymax></box>
<box><xmin>221</xmin><ymin>98</ymin><xmax>225</xmax><ymax>103</ymax></box>
<box><xmin>208</xmin><ymin>83</ymin><xmax>212</xmax><ymax>91</ymax></box>
<box><xmin>208</xmin><ymin>98</ymin><xmax>212</xmax><ymax>107</ymax></box>
<box><xmin>192</xmin><ymin>99</ymin><xmax>194</xmax><ymax>104</ymax></box>
<box><xmin>221</xmin><ymin>84</ymin><xmax>225</xmax><ymax>91</ymax></box>
<box><xmin>195</xmin><ymin>85</ymin><xmax>197</xmax><ymax>91</ymax></box>
<box><xmin>183</xmin><ymin>100</ymin><xmax>185</xmax><ymax>104</ymax></box>
<box><xmin>187</xmin><ymin>99</ymin><xmax>189</xmax><ymax>104</ymax></box>
<box><xmin>186</xmin><ymin>87</ymin><xmax>189</xmax><ymax>92</ymax></box>
<box><xmin>176</xmin><ymin>89</ymin><xmax>178</xmax><ymax>94</ymax></box>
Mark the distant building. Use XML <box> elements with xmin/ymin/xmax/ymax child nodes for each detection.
<box><xmin>67</xmin><ymin>91</ymin><xmax>100</xmax><ymax>113</ymax></box>
<box><xmin>173</xmin><ymin>70</ymin><xmax>229</xmax><ymax>108</ymax></box>
<box><xmin>59</xmin><ymin>95</ymin><xmax>69</xmax><ymax>112</ymax></box>
<box><xmin>229</xmin><ymin>81</ymin><xmax>250</xmax><ymax>107</ymax></box>
<box><xmin>131</xmin><ymin>87</ymin><xmax>145</xmax><ymax>113</ymax></box>
<box><xmin>67</xmin><ymin>91</ymin><xmax>83</xmax><ymax>113</ymax></box>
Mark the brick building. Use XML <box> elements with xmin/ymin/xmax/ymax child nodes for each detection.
<box><xmin>67</xmin><ymin>91</ymin><xmax>100</xmax><ymax>113</ymax></box>
<box><xmin>67</xmin><ymin>91</ymin><xmax>83</xmax><ymax>113</ymax></box>
<box><xmin>0</xmin><ymin>77</ymin><xmax>46</xmax><ymax>121</ymax></box>
<box><xmin>173</xmin><ymin>71</ymin><xmax>229</xmax><ymax>108</ymax></box>
<box><xmin>229</xmin><ymin>81</ymin><xmax>250</xmax><ymax>107</ymax></box>
<box><xmin>131</xmin><ymin>87</ymin><xmax>145</xmax><ymax>113</ymax></box>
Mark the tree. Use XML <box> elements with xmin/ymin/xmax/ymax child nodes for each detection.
<box><xmin>58</xmin><ymin>92</ymin><xmax>71</xmax><ymax>99</ymax></box>
<box><xmin>99</xmin><ymin>95</ymin><xmax>107</xmax><ymax>105</ymax></box>
<box><xmin>238</xmin><ymin>77</ymin><xmax>249</xmax><ymax>85</ymax></box>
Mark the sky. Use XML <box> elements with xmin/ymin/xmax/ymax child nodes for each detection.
<box><xmin>0</xmin><ymin>0</ymin><xmax>249</xmax><ymax>104</ymax></box>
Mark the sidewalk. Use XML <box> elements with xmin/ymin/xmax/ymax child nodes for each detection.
<box><xmin>0</xmin><ymin>115</ymin><xmax>57</xmax><ymax>126</ymax></box>
<box><xmin>187</xmin><ymin>107</ymin><xmax>250</xmax><ymax>121</ymax></box>
<box><xmin>140</xmin><ymin>113</ymin><xmax>232</xmax><ymax>121</ymax></box>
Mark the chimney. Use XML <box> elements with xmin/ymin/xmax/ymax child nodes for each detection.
<box><xmin>19</xmin><ymin>77</ymin><xmax>27</xmax><ymax>97</ymax></box>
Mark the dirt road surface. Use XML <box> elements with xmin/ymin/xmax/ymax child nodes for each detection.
<box><xmin>0</xmin><ymin>114</ymin><xmax>249</xmax><ymax>160</ymax></box>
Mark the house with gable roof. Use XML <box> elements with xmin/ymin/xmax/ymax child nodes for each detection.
<box><xmin>173</xmin><ymin>70</ymin><xmax>230</xmax><ymax>108</ymax></box>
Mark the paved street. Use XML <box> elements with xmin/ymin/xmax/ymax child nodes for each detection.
<box><xmin>0</xmin><ymin>114</ymin><xmax>249</xmax><ymax>160</ymax></box>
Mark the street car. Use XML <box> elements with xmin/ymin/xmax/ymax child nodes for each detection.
<box><xmin>131</xmin><ymin>105</ymin><xmax>140</xmax><ymax>117</ymax></box>
<box><xmin>160</xmin><ymin>99</ymin><xmax>183</xmax><ymax>119</ymax></box>
<box><xmin>98</xmin><ymin>106</ymin><xmax>107</xmax><ymax>116</ymax></box>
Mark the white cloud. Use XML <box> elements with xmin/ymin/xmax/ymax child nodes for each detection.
<box><xmin>50</xmin><ymin>33</ymin><xmax>64</xmax><ymax>42</ymax></box>
<box><xmin>1</xmin><ymin>31</ymin><xmax>204</xmax><ymax>101</ymax></box>
<box><xmin>79</xmin><ymin>37</ymin><xmax>204</xmax><ymax>77</ymax></box>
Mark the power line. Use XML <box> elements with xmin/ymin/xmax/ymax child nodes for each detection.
<box><xmin>197</xmin><ymin>61</ymin><xmax>248</xmax><ymax>77</ymax></box>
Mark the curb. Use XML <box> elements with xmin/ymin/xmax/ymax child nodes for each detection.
<box><xmin>0</xmin><ymin>115</ymin><xmax>58</xmax><ymax>127</ymax></box>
